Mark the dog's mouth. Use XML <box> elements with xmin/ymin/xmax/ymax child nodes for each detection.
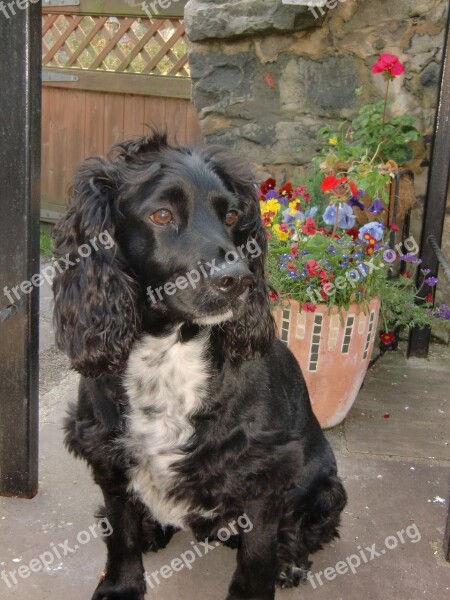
<box><xmin>191</xmin><ymin>288</ymin><xmax>250</xmax><ymax>326</ymax></box>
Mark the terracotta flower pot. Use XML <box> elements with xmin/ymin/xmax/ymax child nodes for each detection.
<box><xmin>273</xmin><ymin>298</ymin><xmax>380</xmax><ymax>428</ymax></box>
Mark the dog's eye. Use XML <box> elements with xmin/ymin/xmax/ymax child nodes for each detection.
<box><xmin>225</xmin><ymin>210</ymin><xmax>238</xmax><ymax>226</ymax></box>
<box><xmin>149</xmin><ymin>209</ymin><xmax>174</xmax><ymax>226</ymax></box>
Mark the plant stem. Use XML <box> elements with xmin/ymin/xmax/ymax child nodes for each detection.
<box><xmin>332</xmin><ymin>203</ymin><xmax>340</xmax><ymax>237</ymax></box>
<box><xmin>382</xmin><ymin>78</ymin><xmax>390</xmax><ymax>129</ymax></box>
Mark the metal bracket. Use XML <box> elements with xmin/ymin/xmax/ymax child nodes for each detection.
<box><xmin>42</xmin><ymin>1</ymin><xmax>81</xmax><ymax>7</ymax></box>
<box><xmin>42</xmin><ymin>70</ymin><xmax>79</xmax><ymax>83</ymax></box>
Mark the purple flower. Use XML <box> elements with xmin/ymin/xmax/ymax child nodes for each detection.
<box><xmin>424</xmin><ymin>276</ymin><xmax>440</xmax><ymax>287</ymax></box>
<box><xmin>367</xmin><ymin>198</ymin><xmax>386</xmax><ymax>215</ymax></box>
<box><xmin>433</xmin><ymin>304</ymin><xmax>450</xmax><ymax>320</ymax></box>
<box><xmin>348</xmin><ymin>197</ymin><xmax>365</xmax><ymax>210</ymax></box>
<box><xmin>265</xmin><ymin>190</ymin><xmax>279</xmax><ymax>200</ymax></box>
<box><xmin>400</xmin><ymin>253</ymin><xmax>422</xmax><ymax>264</ymax></box>
<box><xmin>421</xmin><ymin>268</ymin><xmax>431</xmax><ymax>275</ymax></box>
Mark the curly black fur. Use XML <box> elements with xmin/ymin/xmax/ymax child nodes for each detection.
<box><xmin>53</xmin><ymin>131</ymin><xmax>347</xmax><ymax>600</ymax></box>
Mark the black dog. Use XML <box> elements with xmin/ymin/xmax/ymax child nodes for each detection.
<box><xmin>53</xmin><ymin>131</ymin><xmax>347</xmax><ymax>600</ymax></box>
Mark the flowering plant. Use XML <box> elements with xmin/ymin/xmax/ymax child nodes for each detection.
<box><xmin>317</xmin><ymin>53</ymin><xmax>421</xmax><ymax>206</ymax></box>
<box><xmin>259</xmin><ymin>177</ymin><xmax>449</xmax><ymax>345</ymax></box>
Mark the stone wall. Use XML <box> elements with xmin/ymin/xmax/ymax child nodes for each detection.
<box><xmin>185</xmin><ymin>0</ymin><xmax>450</xmax><ymax>336</ymax></box>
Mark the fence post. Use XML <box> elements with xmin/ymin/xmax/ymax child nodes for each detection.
<box><xmin>0</xmin><ymin>3</ymin><xmax>41</xmax><ymax>497</ymax></box>
<box><xmin>407</xmin><ymin>5</ymin><xmax>450</xmax><ymax>358</ymax></box>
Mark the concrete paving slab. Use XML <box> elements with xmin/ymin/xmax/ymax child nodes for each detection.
<box><xmin>1</xmin><ymin>288</ymin><xmax>449</xmax><ymax>600</ymax></box>
<box><xmin>344</xmin><ymin>346</ymin><xmax>450</xmax><ymax>462</ymax></box>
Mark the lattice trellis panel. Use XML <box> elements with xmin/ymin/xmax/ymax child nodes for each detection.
<box><xmin>42</xmin><ymin>14</ymin><xmax>190</xmax><ymax>77</ymax></box>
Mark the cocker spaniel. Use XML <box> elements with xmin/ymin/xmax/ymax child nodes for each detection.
<box><xmin>53</xmin><ymin>131</ymin><xmax>347</xmax><ymax>600</ymax></box>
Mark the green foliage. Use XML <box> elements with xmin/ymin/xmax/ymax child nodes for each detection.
<box><xmin>40</xmin><ymin>231</ymin><xmax>54</xmax><ymax>258</ymax></box>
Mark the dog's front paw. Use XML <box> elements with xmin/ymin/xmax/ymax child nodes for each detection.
<box><xmin>277</xmin><ymin>562</ymin><xmax>312</xmax><ymax>589</ymax></box>
<box><xmin>92</xmin><ymin>584</ymin><xmax>145</xmax><ymax>600</ymax></box>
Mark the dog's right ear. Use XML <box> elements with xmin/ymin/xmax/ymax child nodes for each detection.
<box><xmin>53</xmin><ymin>156</ymin><xmax>140</xmax><ymax>378</ymax></box>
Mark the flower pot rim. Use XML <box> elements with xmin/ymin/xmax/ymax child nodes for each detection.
<box><xmin>274</xmin><ymin>297</ymin><xmax>380</xmax><ymax>315</ymax></box>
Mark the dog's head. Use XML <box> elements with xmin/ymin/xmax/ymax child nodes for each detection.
<box><xmin>53</xmin><ymin>131</ymin><xmax>275</xmax><ymax>378</ymax></box>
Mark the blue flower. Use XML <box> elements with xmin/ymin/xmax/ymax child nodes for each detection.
<box><xmin>305</xmin><ymin>206</ymin><xmax>318</xmax><ymax>219</ymax></box>
<box><xmin>282</xmin><ymin>208</ymin><xmax>303</xmax><ymax>224</ymax></box>
<box><xmin>327</xmin><ymin>246</ymin><xmax>337</xmax><ymax>255</ymax></box>
<box><xmin>288</xmin><ymin>271</ymin><xmax>300</xmax><ymax>279</ymax></box>
<box><xmin>323</xmin><ymin>203</ymin><xmax>356</xmax><ymax>229</ymax></box>
<box><xmin>338</xmin><ymin>203</ymin><xmax>356</xmax><ymax>229</ymax></box>
<box><xmin>323</xmin><ymin>205</ymin><xmax>337</xmax><ymax>226</ymax></box>
<box><xmin>358</xmin><ymin>222</ymin><xmax>384</xmax><ymax>242</ymax></box>
<box><xmin>265</xmin><ymin>190</ymin><xmax>279</xmax><ymax>200</ymax></box>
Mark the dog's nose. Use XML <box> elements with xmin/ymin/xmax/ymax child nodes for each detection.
<box><xmin>212</xmin><ymin>261</ymin><xmax>253</xmax><ymax>296</ymax></box>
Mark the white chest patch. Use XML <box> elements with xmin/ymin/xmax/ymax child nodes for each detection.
<box><xmin>123</xmin><ymin>329</ymin><xmax>210</xmax><ymax>529</ymax></box>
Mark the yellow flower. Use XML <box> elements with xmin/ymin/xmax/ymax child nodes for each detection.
<box><xmin>288</xmin><ymin>200</ymin><xmax>301</xmax><ymax>216</ymax></box>
<box><xmin>329</xmin><ymin>137</ymin><xmax>338</xmax><ymax>145</ymax></box>
<box><xmin>273</xmin><ymin>224</ymin><xmax>289</xmax><ymax>241</ymax></box>
<box><xmin>265</xmin><ymin>199</ymin><xmax>281</xmax><ymax>214</ymax></box>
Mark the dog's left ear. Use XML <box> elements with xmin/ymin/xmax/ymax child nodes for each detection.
<box><xmin>203</xmin><ymin>147</ymin><xmax>275</xmax><ymax>361</ymax></box>
<box><xmin>53</xmin><ymin>156</ymin><xmax>140</xmax><ymax>378</ymax></box>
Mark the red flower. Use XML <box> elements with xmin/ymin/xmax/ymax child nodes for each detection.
<box><xmin>279</xmin><ymin>223</ymin><xmax>289</xmax><ymax>232</ymax></box>
<box><xmin>349</xmin><ymin>181</ymin><xmax>359</xmax><ymax>197</ymax></box>
<box><xmin>425</xmin><ymin>293</ymin><xmax>433</xmax><ymax>303</ymax></box>
<box><xmin>260</xmin><ymin>178</ymin><xmax>276</xmax><ymax>194</ymax></box>
<box><xmin>306</xmin><ymin>259</ymin><xmax>320</xmax><ymax>277</ymax></box>
<box><xmin>269</xmin><ymin>290</ymin><xmax>281</xmax><ymax>302</ymax></box>
<box><xmin>320</xmin><ymin>175</ymin><xmax>341</xmax><ymax>192</ymax></box>
<box><xmin>401</xmin><ymin>272</ymin><xmax>411</xmax><ymax>279</ymax></box>
<box><xmin>346</xmin><ymin>228</ymin><xmax>359</xmax><ymax>240</ymax></box>
<box><xmin>302</xmin><ymin>217</ymin><xmax>317</xmax><ymax>236</ymax></box>
<box><xmin>279</xmin><ymin>182</ymin><xmax>293</xmax><ymax>199</ymax></box>
<box><xmin>302</xmin><ymin>302</ymin><xmax>317</xmax><ymax>313</ymax></box>
<box><xmin>365</xmin><ymin>245</ymin><xmax>375</xmax><ymax>256</ymax></box>
<box><xmin>317</xmin><ymin>227</ymin><xmax>328</xmax><ymax>235</ymax></box>
<box><xmin>290</xmin><ymin>243</ymin><xmax>299</xmax><ymax>258</ymax></box>
<box><xmin>372</xmin><ymin>54</ymin><xmax>405</xmax><ymax>77</ymax></box>
<box><xmin>303</xmin><ymin>193</ymin><xmax>311</xmax><ymax>202</ymax></box>
<box><xmin>287</xmin><ymin>262</ymin><xmax>297</xmax><ymax>272</ymax></box>
<box><xmin>380</xmin><ymin>332</ymin><xmax>396</xmax><ymax>346</ymax></box>
<box><xmin>390</xmin><ymin>223</ymin><xmax>399</xmax><ymax>231</ymax></box>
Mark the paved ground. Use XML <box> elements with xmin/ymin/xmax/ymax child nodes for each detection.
<box><xmin>1</xmin><ymin>271</ymin><xmax>449</xmax><ymax>600</ymax></box>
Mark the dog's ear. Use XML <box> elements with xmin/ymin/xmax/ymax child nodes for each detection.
<box><xmin>203</xmin><ymin>147</ymin><xmax>275</xmax><ymax>361</ymax></box>
<box><xmin>53</xmin><ymin>156</ymin><xmax>140</xmax><ymax>378</ymax></box>
<box><xmin>222</xmin><ymin>205</ymin><xmax>275</xmax><ymax>362</ymax></box>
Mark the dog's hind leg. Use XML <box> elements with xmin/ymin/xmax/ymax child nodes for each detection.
<box><xmin>276</xmin><ymin>473</ymin><xmax>347</xmax><ymax>589</ymax></box>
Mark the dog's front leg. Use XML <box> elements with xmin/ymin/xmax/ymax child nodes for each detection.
<box><xmin>92</xmin><ymin>488</ymin><xmax>146</xmax><ymax>600</ymax></box>
<box><xmin>226</xmin><ymin>504</ymin><xmax>279</xmax><ymax>600</ymax></box>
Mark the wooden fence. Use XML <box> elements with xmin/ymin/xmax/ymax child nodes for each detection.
<box><xmin>41</xmin><ymin>1</ymin><xmax>202</xmax><ymax>221</ymax></box>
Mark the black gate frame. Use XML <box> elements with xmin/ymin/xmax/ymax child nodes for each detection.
<box><xmin>0</xmin><ymin>4</ymin><xmax>41</xmax><ymax>497</ymax></box>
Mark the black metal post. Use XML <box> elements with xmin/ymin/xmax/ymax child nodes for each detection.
<box><xmin>408</xmin><ymin>2</ymin><xmax>450</xmax><ymax>358</ymax></box>
<box><xmin>0</xmin><ymin>4</ymin><xmax>41</xmax><ymax>497</ymax></box>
